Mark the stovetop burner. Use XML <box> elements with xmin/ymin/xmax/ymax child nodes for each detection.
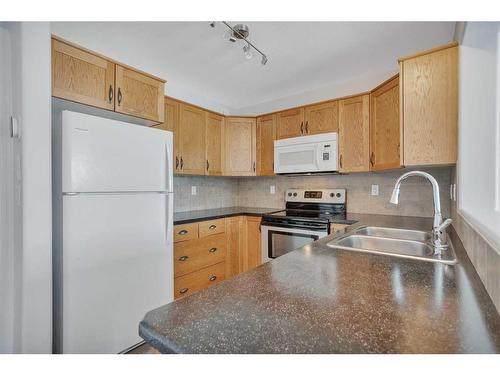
<box><xmin>267</xmin><ymin>208</ymin><xmax>346</xmax><ymax>222</ymax></box>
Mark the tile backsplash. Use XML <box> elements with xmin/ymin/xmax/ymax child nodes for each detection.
<box><xmin>174</xmin><ymin>167</ymin><xmax>452</xmax><ymax>218</ymax></box>
<box><xmin>173</xmin><ymin>176</ymin><xmax>239</xmax><ymax>212</ymax></box>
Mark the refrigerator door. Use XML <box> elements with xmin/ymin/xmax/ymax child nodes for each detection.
<box><xmin>62</xmin><ymin>111</ymin><xmax>173</xmax><ymax>193</ymax></box>
<box><xmin>59</xmin><ymin>192</ymin><xmax>173</xmax><ymax>353</ymax></box>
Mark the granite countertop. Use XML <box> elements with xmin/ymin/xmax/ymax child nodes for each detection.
<box><xmin>173</xmin><ymin>206</ymin><xmax>279</xmax><ymax>225</ymax></box>
<box><xmin>140</xmin><ymin>214</ymin><xmax>500</xmax><ymax>353</ymax></box>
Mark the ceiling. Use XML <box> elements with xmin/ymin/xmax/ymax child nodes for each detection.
<box><xmin>51</xmin><ymin>22</ymin><xmax>455</xmax><ymax>114</ymax></box>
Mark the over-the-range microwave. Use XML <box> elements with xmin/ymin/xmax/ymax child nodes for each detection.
<box><xmin>274</xmin><ymin>132</ymin><xmax>338</xmax><ymax>175</ymax></box>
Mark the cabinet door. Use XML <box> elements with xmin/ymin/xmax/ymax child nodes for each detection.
<box><xmin>245</xmin><ymin>217</ymin><xmax>262</xmax><ymax>271</ymax></box>
<box><xmin>224</xmin><ymin>117</ymin><xmax>256</xmax><ymax>176</ymax></box>
<box><xmin>52</xmin><ymin>38</ymin><xmax>115</xmax><ymax>110</ymax></box>
<box><xmin>115</xmin><ymin>65</ymin><xmax>165</xmax><ymax>123</ymax></box>
<box><xmin>225</xmin><ymin>216</ymin><xmax>245</xmax><ymax>278</ymax></box>
<box><xmin>370</xmin><ymin>76</ymin><xmax>401</xmax><ymax>171</ymax></box>
<box><xmin>338</xmin><ymin>95</ymin><xmax>370</xmax><ymax>172</ymax></box>
<box><xmin>304</xmin><ymin>101</ymin><xmax>338</xmax><ymax>135</ymax></box>
<box><xmin>276</xmin><ymin>108</ymin><xmax>305</xmax><ymax>139</ymax></box>
<box><xmin>401</xmin><ymin>45</ymin><xmax>458</xmax><ymax>166</ymax></box>
<box><xmin>205</xmin><ymin>113</ymin><xmax>224</xmax><ymax>176</ymax></box>
<box><xmin>256</xmin><ymin>115</ymin><xmax>276</xmax><ymax>176</ymax></box>
<box><xmin>154</xmin><ymin>98</ymin><xmax>180</xmax><ymax>171</ymax></box>
<box><xmin>177</xmin><ymin>104</ymin><xmax>206</xmax><ymax>175</ymax></box>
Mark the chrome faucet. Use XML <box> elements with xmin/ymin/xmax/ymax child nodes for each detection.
<box><xmin>390</xmin><ymin>171</ymin><xmax>452</xmax><ymax>254</ymax></box>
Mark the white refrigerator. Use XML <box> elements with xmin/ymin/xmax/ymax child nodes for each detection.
<box><xmin>52</xmin><ymin>111</ymin><xmax>173</xmax><ymax>353</ymax></box>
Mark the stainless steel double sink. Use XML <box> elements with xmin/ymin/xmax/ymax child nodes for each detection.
<box><xmin>327</xmin><ymin>226</ymin><xmax>457</xmax><ymax>265</ymax></box>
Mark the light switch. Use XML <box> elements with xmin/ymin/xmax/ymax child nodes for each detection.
<box><xmin>371</xmin><ymin>184</ymin><xmax>379</xmax><ymax>196</ymax></box>
<box><xmin>191</xmin><ymin>186</ymin><xmax>197</xmax><ymax>195</ymax></box>
<box><xmin>270</xmin><ymin>185</ymin><xmax>276</xmax><ymax>195</ymax></box>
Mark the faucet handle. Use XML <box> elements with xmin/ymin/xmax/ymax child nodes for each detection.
<box><xmin>435</xmin><ymin>218</ymin><xmax>453</xmax><ymax>232</ymax></box>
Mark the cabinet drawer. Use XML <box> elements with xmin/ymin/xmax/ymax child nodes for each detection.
<box><xmin>174</xmin><ymin>233</ymin><xmax>227</xmax><ymax>277</ymax></box>
<box><xmin>199</xmin><ymin>219</ymin><xmax>226</xmax><ymax>237</ymax></box>
<box><xmin>174</xmin><ymin>223</ymin><xmax>198</xmax><ymax>243</ymax></box>
<box><xmin>174</xmin><ymin>262</ymin><xmax>226</xmax><ymax>299</ymax></box>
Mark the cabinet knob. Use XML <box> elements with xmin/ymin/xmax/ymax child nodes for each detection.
<box><xmin>209</xmin><ymin>247</ymin><xmax>217</xmax><ymax>253</ymax></box>
<box><xmin>178</xmin><ymin>229</ymin><xmax>188</xmax><ymax>235</ymax></box>
<box><xmin>209</xmin><ymin>275</ymin><xmax>217</xmax><ymax>282</ymax></box>
<box><xmin>305</xmin><ymin>121</ymin><xmax>309</xmax><ymax>133</ymax></box>
<box><xmin>178</xmin><ymin>255</ymin><xmax>189</xmax><ymax>261</ymax></box>
<box><xmin>117</xmin><ymin>88</ymin><xmax>122</xmax><ymax>106</ymax></box>
<box><xmin>209</xmin><ymin>224</ymin><xmax>217</xmax><ymax>230</ymax></box>
<box><xmin>179</xmin><ymin>288</ymin><xmax>189</xmax><ymax>294</ymax></box>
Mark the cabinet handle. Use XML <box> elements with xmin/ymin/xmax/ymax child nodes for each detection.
<box><xmin>178</xmin><ymin>229</ymin><xmax>188</xmax><ymax>235</ymax></box>
<box><xmin>180</xmin><ymin>157</ymin><xmax>184</xmax><ymax>170</ymax></box>
<box><xmin>179</xmin><ymin>288</ymin><xmax>189</xmax><ymax>294</ymax></box>
<box><xmin>209</xmin><ymin>247</ymin><xmax>217</xmax><ymax>253</ymax></box>
<box><xmin>370</xmin><ymin>152</ymin><xmax>375</xmax><ymax>167</ymax></box>
<box><xmin>209</xmin><ymin>224</ymin><xmax>217</xmax><ymax>230</ymax></box>
<box><xmin>305</xmin><ymin>121</ymin><xmax>309</xmax><ymax>133</ymax></box>
<box><xmin>178</xmin><ymin>255</ymin><xmax>189</xmax><ymax>261</ymax></box>
<box><xmin>253</xmin><ymin>161</ymin><xmax>256</xmax><ymax>172</ymax></box>
<box><xmin>339</xmin><ymin>154</ymin><xmax>343</xmax><ymax>169</ymax></box>
<box><xmin>108</xmin><ymin>85</ymin><xmax>113</xmax><ymax>103</ymax></box>
<box><xmin>300</xmin><ymin>121</ymin><xmax>304</xmax><ymax>134</ymax></box>
<box><xmin>117</xmin><ymin>88</ymin><xmax>122</xmax><ymax>106</ymax></box>
<box><xmin>175</xmin><ymin>156</ymin><xmax>179</xmax><ymax>170</ymax></box>
<box><xmin>209</xmin><ymin>275</ymin><xmax>217</xmax><ymax>282</ymax></box>
<box><xmin>206</xmin><ymin>159</ymin><xmax>209</xmax><ymax>171</ymax></box>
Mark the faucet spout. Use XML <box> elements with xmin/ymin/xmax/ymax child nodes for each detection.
<box><xmin>389</xmin><ymin>171</ymin><xmax>451</xmax><ymax>253</ymax></box>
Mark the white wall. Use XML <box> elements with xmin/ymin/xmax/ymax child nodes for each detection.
<box><xmin>1</xmin><ymin>22</ymin><xmax>52</xmax><ymax>353</ymax></box>
<box><xmin>458</xmin><ymin>22</ymin><xmax>500</xmax><ymax>250</ymax></box>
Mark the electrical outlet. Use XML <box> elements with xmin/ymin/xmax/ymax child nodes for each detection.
<box><xmin>191</xmin><ymin>186</ymin><xmax>197</xmax><ymax>195</ymax></box>
<box><xmin>371</xmin><ymin>184</ymin><xmax>379</xmax><ymax>196</ymax></box>
<box><xmin>270</xmin><ymin>185</ymin><xmax>276</xmax><ymax>195</ymax></box>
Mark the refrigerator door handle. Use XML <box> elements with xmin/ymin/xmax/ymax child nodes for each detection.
<box><xmin>166</xmin><ymin>141</ymin><xmax>173</xmax><ymax>193</ymax></box>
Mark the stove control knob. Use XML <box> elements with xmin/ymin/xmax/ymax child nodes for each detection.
<box><xmin>330</xmin><ymin>193</ymin><xmax>334</xmax><ymax>197</ymax></box>
<box><xmin>336</xmin><ymin>193</ymin><xmax>341</xmax><ymax>198</ymax></box>
<box><xmin>288</xmin><ymin>193</ymin><xmax>292</xmax><ymax>197</ymax></box>
<box><xmin>293</xmin><ymin>193</ymin><xmax>297</xmax><ymax>197</ymax></box>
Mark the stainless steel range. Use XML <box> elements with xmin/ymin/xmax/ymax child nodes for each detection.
<box><xmin>261</xmin><ymin>188</ymin><xmax>346</xmax><ymax>262</ymax></box>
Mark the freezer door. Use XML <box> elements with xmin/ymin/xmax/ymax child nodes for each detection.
<box><xmin>62</xmin><ymin>111</ymin><xmax>173</xmax><ymax>193</ymax></box>
<box><xmin>58</xmin><ymin>192</ymin><xmax>173</xmax><ymax>353</ymax></box>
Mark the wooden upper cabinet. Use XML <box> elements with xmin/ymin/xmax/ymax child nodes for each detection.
<box><xmin>224</xmin><ymin>117</ymin><xmax>256</xmax><ymax>176</ymax></box>
<box><xmin>115</xmin><ymin>65</ymin><xmax>165</xmax><ymax>123</ymax></box>
<box><xmin>370</xmin><ymin>75</ymin><xmax>401</xmax><ymax>171</ymax></box>
<box><xmin>304</xmin><ymin>101</ymin><xmax>338</xmax><ymax>135</ymax></box>
<box><xmin>338</xmin><ymin>94</ymin><xmax>370</xmax><ymax>173</ymax></box>
<box><xmin>154</xmin><ymin>97</ymin><xmax>181</xmax><ymax>171</ymax></box>
<box><xmin>206</xmin><ymin>113</ymin><xmax>224</xmax><ymax>176</ymax></box>
<box><xmin>400</xmin><ymin>43</ymin><xmax>458</xmax><ymax>166</ymax></box>
<box><xmin>177</xmin><ymin>104</ymin><xmax>206</xmax><ymax>175</ymax></box>
<box><xmin>276</xmin><ymin>108</ymin><xmax>305</xmax><ymax>139</ymax></box>
<box><xmin>256</xmin><ymin>114</ymin><xmax>276</xmax><ymax>176</ymax></box>
<box><xmin>52</xmin><ymin>38</ymin><xmax>115</xmax><ymax>111</ymax></box>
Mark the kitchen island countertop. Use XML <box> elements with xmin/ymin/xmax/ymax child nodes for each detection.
<box><xmin>140</xmin><ymin>214</ymin><xmax>500</xmax><ymax>353</ymax></box>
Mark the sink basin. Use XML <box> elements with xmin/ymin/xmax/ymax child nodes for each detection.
<box><xmin>353</xmin><ymin>226</ymin><xmax>431</xmax><ymax>242</ymax></box>
<box><xmin>327</xmin><ymin>234</ymin><xmax>457</xmax><ymax>265</ymax></box>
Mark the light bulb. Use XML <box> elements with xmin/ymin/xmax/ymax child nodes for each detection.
<box><xmin>243</xmin><ymin>44</ymin><xmax>253</xmax><ymax>59</ymax></box>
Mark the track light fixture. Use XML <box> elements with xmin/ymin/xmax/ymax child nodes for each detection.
<box><xmin>210</xmin><ymin>21</ymin><xmax>268</xmax><ymax>66</ymax></box>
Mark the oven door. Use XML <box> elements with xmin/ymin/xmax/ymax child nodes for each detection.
<box><xmin>261</xmin><ymin>225</ymin><xmax>328</xmax><ymax>262</ymax></box>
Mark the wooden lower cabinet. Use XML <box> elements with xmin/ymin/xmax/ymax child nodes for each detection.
<box><xmin>330</xmin><ymin>223</ymin><xmax>350</xmax><ymax>235</ymax></box>
<box><xmin>245</xmin><ymin>217</ymin><xmax>262</xmax><ymax>270</ymax></box>
<box><xmin>174</xmin><ymin>262</ymin><xmax>226</xmax><ymax>299</ymax></box>
<box><xmin>173</xmin><ymin>216</ymin><xmax>263</xmax><ymax>299</ymax></box>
